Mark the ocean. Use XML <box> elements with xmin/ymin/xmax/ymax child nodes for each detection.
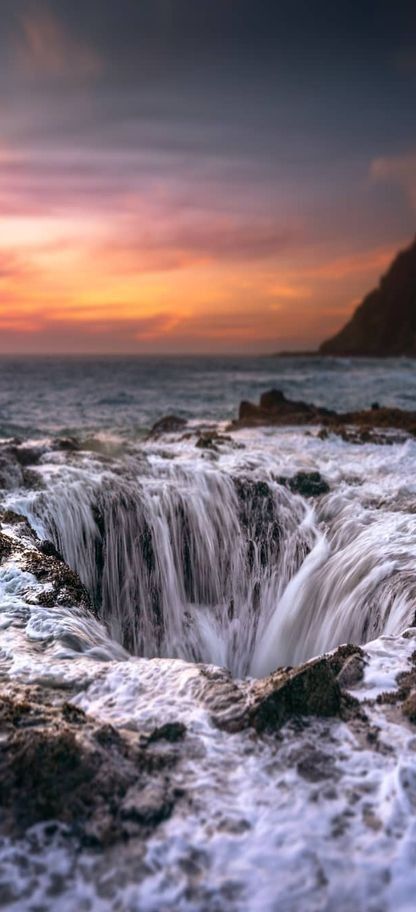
<box><xmin>1</xmin><ymin>354</ymin><xmax>416</xmax><ymax>437</ymax></box>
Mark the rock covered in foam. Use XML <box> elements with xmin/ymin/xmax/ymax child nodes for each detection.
<box><xmin>147</xmin><ymin>414</ymin><xmax>187</xmax><ymax>437</ymax></box>
<box><xmin>0</xmin><ymin>683</ymin><xmax>186</xmax><ymax>844</ymax></box>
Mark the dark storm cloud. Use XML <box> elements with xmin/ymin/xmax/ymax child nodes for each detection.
<box><xmin>1</xmin><ymin>0</ymin><xmax>415</xmax><ymax>171</ymax></box>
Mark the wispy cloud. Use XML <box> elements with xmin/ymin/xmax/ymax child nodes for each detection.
<box><xmin>370</xmin><ymin>153</ymin><xmax>416</xmax><ymax>210</ymax></box>
<box><xmin>18</xmin><ymin>6</ymin><xmax>102</xmax><ymax>80</ymax></box>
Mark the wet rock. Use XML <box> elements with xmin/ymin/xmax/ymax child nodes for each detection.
<box><xmin>38</xmin><ymin>539</ymin><xmax>64</xmax><ymax>561</ymax></box>
<box><xmin>280</xmin><ymin>471</ymin><xmax>330</xmax><ymax>497</ymax></box>
<box><xmin>25</xmin><ymin>548</ymin><xmax>93</xmax><ymax>612</ymax></box>
<box><xmin>327</xmin><ymin>644</ymin><xmax>365</xmax><ymax>677</ymax></box>
<box><xmin>290</xmin><ymin>744</ymin><xmax>339</xmax><ymax>783</ymax></box>
<box><xmin>148</xmin><ymin>415</ymin><xmax>187</xmax><ymax>438</ymax></box>
<box><xmin>13</xmin><ymin>444</ymin><xmax>45</xmax><ymax>467</ymax></box>
<box><xmin>147</xmin><ymin>722</ymin><xmax>186</xmax><ymax>743</ymax></box>
<box><xmin>196</xmin><ymin>666</ymin><xmax>250</xmax><ymax>733</ymax></box>
<box><xmin>330</xmin><ymin>425</ymin><xmax>404</xmax><ymax>445</ymax></box>
<box><xmin>233</xmin><ymin>477</ymin><xmax>273</xmax><ymax>505</ymax></box>
<box><xmin>402</xmin><ymin>693</ymin><xmax>416</xmax><ymax>723</ymax></box>
<box><xmin>0</xmin><ymin>531</ymin><xmax>13</xmax><ymax>562</ymax></box>
<box><xmin>249</xmin><ymin>656</ymin><xmax>342</xmax><ymax>733</ymax></box>
<box><xmin>120</xmin><ymin>783</ymin><xmax>175</xmax><ymax>827</ymax></box>
<box><xmin>195</xmin><ymin>431</ymin><xmax>236</xmax><ymax>451</ymax></box>
<box><xmin>232</xmin><ymin>476</ymin><xmax>281</xmax><ymax>569</ymax></box>
<box><xmin>0</xmin><ymin>442</ymin><xmax>47</xmax><ymax>491</ymax></box>
<box><xmin>0</xmin><ymin>684</ymin><xmax>185</xmax><ymax>843</ymax></box>
<box><xmin>0</xmin><ymin>450</ymin><xmax>24</xmax><ymax>490</ymax></box>
<box><xmin>53</xmin><ymin>436</ymin><xmax>81</xmax><ymax>452</ymax></box>
<box><xmin>232</xmin><ymin>388</ymin><xmax>416</xmax><ymax>437</ymax></box>
<box><xmin>336</xmin><ymin>653</ymin><xmax>366</xmax><ymax>688</ymax></box>
<box><xmin>0</xmin><ymin>512</ymin><xmax>94</xmax><ymax>616</ymax></box>
<box><xmin>236</xmin><ymin>388</ymin><xmax>332</xmax><ymax>427</ymax></box>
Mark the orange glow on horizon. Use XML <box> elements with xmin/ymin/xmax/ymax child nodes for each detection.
<box><xmin>0</xmin><ymin>222</ymin><xmax>405</xmax><ymax>352</ymax></box>
<box><xmin>0</xmin><ymin>145</ymin><xmax>408</xmax><ymax>353</ymax></box>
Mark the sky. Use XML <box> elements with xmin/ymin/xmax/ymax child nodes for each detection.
<box><xmin>1</xmin><ymin>0</ymin><xmax>416</xmax><ymax>354</ymax></box>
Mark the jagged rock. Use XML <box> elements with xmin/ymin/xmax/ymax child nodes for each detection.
<box><xmin>402</xmin><ymin>693</ymin><xmax>416</xmax><ymax>723</ymax></box>
<box><xmin>280</xmin><ymin>471</ymin><xmax>330</xmax><ymax>497</ymax></box>
<box><xmin>53</xmin><ymin>436</ymin><xmax>81</xmax><ymax>452</ymax></box>
<box><xmin>0</xmin><ymin>512</ymin><xmax>93</xmax><ymax>614</ymax></box>
<box><xmin>38</xmin><ymin>539</ymin><xmax>64</xmax><ymax>561</ymax></box>
<box><xmin>249</xmin><ymin>656</ymin><xmax>342</xmax><ymax>732</ymax></box>
<box><xmin>336</xmin><ymin>653</ymin><xmax>366</xmax><ymax>688</ymax></box>
<box><xmin>327</xmin><ymin>643</ymin><xmax>365</xmax><ymax>676</ymax></box>
<box><xmin>237</xmin><ymin>388</ymin><xmax>334</xmax><ymax>427</ymax></box>
<box><xmin>24</xmin><ymin>548</ymin><xmax>93</xmax><ymax>611</ymax></box>
<box><xmin>147</xmin><ymin>722</ymin><xmax>187</xmax><ymax>743</ymax></box>
<box><xmin>0</xmin><ymin>683</ymin><xmax>185</xmax><ymax>843</ymax></box>
<box><xmin>195</xmin><ymin>431</ymin><xmax>236</xmax><ymax>451</ymax></box>
<box><xmin>231</xmin><ymin>388</ymin><xmax>416</xmax><ymax>437</ymax></box>
<box><xmin>148</xmin><ymin>415</ymin><xmax>187</xmax><ymax>438</ymax></box>
<box><xmin>13</xmin><ymin>444</ymin><xmax>45</xmax><ymax>466</ymax></box>
<box><xmin>0</xmin><ymin>531</ymin><xmax>13</xmax><ymax>562</ymax></box>
<box><xmin>320</xmin><ymin>236</ymin><xmax>416</xmax><ymax>356</ymax></box>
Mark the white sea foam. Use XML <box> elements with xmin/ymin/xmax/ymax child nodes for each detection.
<box><xmin>1</xmin><ymin>422</ymin><xmax>416</xmax><ymax>909</ymax></box>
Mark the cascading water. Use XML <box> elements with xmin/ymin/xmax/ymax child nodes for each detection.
<box><xmin>13</xmin><ymin>434</ymin><xmax>416</xmax><ymax>678</ymax></box>
<box><xmin>20</xmin><ymin>458</ymin><xmax>314</xmax><ymax>676</ymax></box>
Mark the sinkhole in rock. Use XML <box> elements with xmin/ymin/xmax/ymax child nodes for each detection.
<box><xmin>33</xmin><ymin>470</ymin><xmax>416</xmax><ymax>678</ymax></box>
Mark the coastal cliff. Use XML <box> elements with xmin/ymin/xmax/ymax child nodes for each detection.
<box><xmin>320</xmin><ymin>236</ymin><xmax>416</xmax><ymax>355</ymax></box>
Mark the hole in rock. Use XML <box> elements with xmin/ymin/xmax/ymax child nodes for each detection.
<box><xmin>28</xmin><ymin>470</ymin><xmax>416</xmax><ymax>678</ymax></box>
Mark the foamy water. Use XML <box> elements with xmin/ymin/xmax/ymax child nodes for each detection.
<box><xmin>1</xmin><ymin>357</ymin><xmax>416</xmax><ymax>909</ymax></box>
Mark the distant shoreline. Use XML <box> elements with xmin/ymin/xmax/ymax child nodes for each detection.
<box><xmin>269</xmin><ymin>351</ymin><xmax>416</xmax><ymax>358</ymax></box>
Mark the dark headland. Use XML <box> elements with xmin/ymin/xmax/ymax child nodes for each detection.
<box><xmin>319</xmin><ymin>236</ymin><xmax>416</xmax><ymax>356</ymax></box>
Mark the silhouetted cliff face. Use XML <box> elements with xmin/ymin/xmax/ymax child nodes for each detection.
<box><xmin>320</xmin><ymin>237</ymin><xmax>416</xmax><ymax>356</ymax></box>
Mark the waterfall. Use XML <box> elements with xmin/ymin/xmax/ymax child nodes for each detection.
<box><xmin>19</xmin><ymin>460</ymin><xmax>313</xmax><ymax>675</ymax></box>
<box><xmin>15</xmin><ymin>452</ymin><xmax>416</xmax><ymax>677</ymax></box>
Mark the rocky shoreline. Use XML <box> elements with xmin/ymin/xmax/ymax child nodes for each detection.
<box><xmin>229</xmin><ymin>387</ymin><xmax>416</xmax><ymax>441</ymax></box>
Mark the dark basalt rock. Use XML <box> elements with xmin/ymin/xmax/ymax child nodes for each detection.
<box><xmin>0</xmin><ymin>684</ymin><xmax>185</xmax><ymax>844</ymax></box>
<box><xmin>38</xmin><ymin>539</ymin><xmax>64</xmax><ymax>561</ymax></box>
<box><xmin>232</xmin><ymin>476</ymin><xmax>281</xmax><ymax>569</ymax></box>
<box><xmin>237</xmin><ymin>388</ymin><xmax>334</xmax><ymax>427</ymax></box>
<box><xmin>233</xmin><ymin>477</ymin><xmax>273</xmax><ymax>504</ymax></box>
<box><xmin>195</xmin><ymin>431</ymin><xmax>237</xmax><ymax>451</ymax></box>
<box><xmin>0</xmin><ymin>509</ymin><xmax>27</xmax><ymax>525</ymax></box>
<box><xmin>326</xmin><ymin>643</ymin><xmax>365</xmax><ymax>677</ymax></box>
<box><xmin>147</xmin><ymin>722</ymin><xmax>187</xmax><ymax>744</ymax></box>
<box><xmin>0</xmin><ymin>531</ymin><xmax>13</xmax><ymax>562</ymax></box>
<box><xmin>0</xmin><ymin>511</ymin><xmax>94</xmax><ymax>614</ymax></box>
<box><xmin>249</xmin><ymin>656</ymin><xmax>342</xmax><ymax>733</ymax></box>
<box><xmin>232</xmin><ymin>388</ymin><xmax>416</xmax><ymax>437</ymax></box>
<box><xmin>148</xmin><ymin>415</ymin><xmax>187</xmax><ymax>438</ymax></box>
<box><xmin>53</xmin><ymin>436</ymin><xmax>81</xmax><ymax>452</ymax></box>
<box><xmin>320</xmin><ymin>236</ymin><xmax>416</xmax><ymax>356</ymax></box>
<box><xmin>402</xmin><ymin>693</ymin><xmax>416</xmax><ymax>723</ymax></box>
<box><xmin>279</xmin><ymin>471</ymin><xmax>330</xmax><ymax>497</ymax></box>
<box><xmin>336</xmin><ymin>653</ymin><xmax>366</xmax><ymax>688</ymax></box>
<box><xmin>25</xmin><ymin>548</ymin><xmax>93</xmax><ymax>611</ymax></box>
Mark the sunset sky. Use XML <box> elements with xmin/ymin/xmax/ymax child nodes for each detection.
<box><xmin>1</xmin><ymin>0</ymin><xmax>416</xmax><ymax>354</ymax></box>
